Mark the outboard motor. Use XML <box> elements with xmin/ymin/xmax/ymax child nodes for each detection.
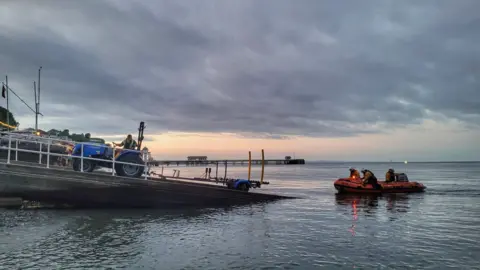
<box><xmin>396</xmin><ymin>173</ymin><xmax>409</xmax><ymax>182</ymax></box>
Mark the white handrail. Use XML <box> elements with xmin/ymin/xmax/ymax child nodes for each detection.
<box><xmin>15</xmin><ymin>139</ymin><xmax>18</xmax><ymax>161</ymax></box>
<box><xmin>46</xmin><ymin>140</ymin><xmax>50</xmax><ymax>169</ymax></box>
<box><xmin>6</xmin><ymin>133</ymin><xmax>11</xmax><ymax>164</ymax></box>
<box><xmin>112</xmin><ymin>145</ymin><xmax>116</xmax><ymax>176</ymax></box>
<box><xmin>0</xmin><ymin>132</ymin><xmax>152</xmax><ymax>178</ymax></box>
<box><xmin>39</xmin><ymin>142</ymin><xmax>42</xmax><ymax>164</ymax></box>
<box><xmin>80</xmin><ymin>143</ymin><xmax>84</xmax><ymax>173</ymax></box>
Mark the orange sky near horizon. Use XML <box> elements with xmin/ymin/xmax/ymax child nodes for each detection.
<box><xmin>99</xmin><ymin>118</ymin><xmax>479</xmax><ymax>162</ymax></box>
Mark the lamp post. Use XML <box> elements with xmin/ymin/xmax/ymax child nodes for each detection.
<box><xmin>35</xmin><ymin>66</ymin><xmax>42</xmax><ymax>132</ymax></box>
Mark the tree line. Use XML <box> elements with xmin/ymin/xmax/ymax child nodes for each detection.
<box><xmin>46</xmin><ymin>129</ymin><xmax>105</xmax><ymax>143</ymax></box>
<box><xmin>1</xmin><ymin>106</ymin><xmax>105</xmax><ymax>143</ymax></box>
<box><xmin>0</xmin><ymin>106</ymin><xmax>19</xmax><ymax>127</ymax></box>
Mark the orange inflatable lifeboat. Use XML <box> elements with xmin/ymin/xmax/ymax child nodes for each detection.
<box><xmin>334</xmin><ymin>173</ymin><xmax>426</xmax><ymax>194</ymax></box>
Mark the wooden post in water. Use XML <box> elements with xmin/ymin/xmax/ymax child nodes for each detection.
<box><xmin>215</xmin><ymin>162</ymin><xmax>219</xmax><ymax>180</ymax></box>
<box><xmin>224</xmin><ymin>161</ymin><xmax>227</xmax><ymax>183</ymax></box>
<box><xmin>248</xmin><ymin>151</ymin><xmax>252</xmax><ymax>181</ymax></box>
<box><xmin>260</xmin><ymin>149</ymin><xmax>265</xmax><ymax>185</ymax></box>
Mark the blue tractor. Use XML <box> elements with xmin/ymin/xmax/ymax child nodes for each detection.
<box><xmin>71</xmin><ymin>122</ymin><xmax>146</xmax><ymax>178</ymax></box>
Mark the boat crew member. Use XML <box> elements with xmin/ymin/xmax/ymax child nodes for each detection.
<box><xmin>114</xmin><ymin>134</ymin><xmax>137</xmax><ymax>150</ymax></box>
<box><xmin>361</xmin><ymin>169</ymin><xmax>382</xmax><ymax>189</ymax></box>
<box><xmin>385</xmin><ymin>168</ymin><xmax>395</xmax><ymax>183</ymax></box>
<box><xmin>349</xmin><ymin>167</ymin><xmax>360</xmax><ymax>179</ymax></box>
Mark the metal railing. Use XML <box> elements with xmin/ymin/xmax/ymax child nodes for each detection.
<box><xmin>0</xmin><ymin>131</ymin><xmax>151</xmax><ymax>180</ymax></box>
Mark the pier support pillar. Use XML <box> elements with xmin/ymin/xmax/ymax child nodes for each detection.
<box><xmin>248</xmin><ymin>151</ymin><xmax>251</xmax><ymax>181</ymax></box>
<box><xmin>261</xmin><ymin>149</ymin><xmax>265</xmax><ymax>185</ymax></box>
<box><xmin>224</xmin><ymin>161</ymin><xmax>227</xmax><ymax>183</ymax></box>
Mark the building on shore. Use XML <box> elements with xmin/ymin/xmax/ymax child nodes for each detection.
<box><xmin>187</xmin><ymin>156</ymin><xmax>207</xmax><ymax>161</ymax></box>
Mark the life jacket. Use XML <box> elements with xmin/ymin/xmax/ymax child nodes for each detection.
<box><xmin>385</xmin><ymin>171</ymin><xmax>395</xmax><ymax>182</ymax></box>
<box><xmin>123</xmin><ymin>139</ymin><xmax>137</xmax><ymax>149</ymax></box>
<box><xmin>364</xmin><ymin>170</ymin><xmax>377</xmax><ymax>181</ymax></box>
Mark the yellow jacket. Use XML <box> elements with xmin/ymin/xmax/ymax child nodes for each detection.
<box><xmin>385</xmin><ymin>171</ymin><xmax>395</xmax><ymax>182</ymax></box>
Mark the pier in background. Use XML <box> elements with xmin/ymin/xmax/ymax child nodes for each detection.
<box><xmin>149</xmin><ymin>155</ymin><xmax>306</xmax><ymax>167</ymax></box>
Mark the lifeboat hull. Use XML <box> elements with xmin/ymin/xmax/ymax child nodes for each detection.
<box><xmin>334</xmin><ymin>178</ymin><xmax>426</xmax><ymax>194</ymax></box>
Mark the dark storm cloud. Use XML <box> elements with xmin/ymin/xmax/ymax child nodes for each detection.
<box><xmin>0</xmin><ymin>0</ymin><xmax>479</xmax><ymax>137</ymax></box>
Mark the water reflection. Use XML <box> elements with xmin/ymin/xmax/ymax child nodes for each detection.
<box><xmin>335</xmin><ymin>193</ymin><xmax>380</xmax><ymax>217</ymax></box>
<box><xmin>2</xmin><ymin>162</ymin><xmax>479</xmax><ymax>269</ymax></box>
<box><xmin>335</xmin><ymin>194</ymin><xmax>410</xmax><ymax>226</ymax></box>
<box><xmin>335</xmin><ymin>193</ymin><xmax>411</xmax><ymax>215</ymax></box>
<box><xmin>335</xmin><ymin>193</ymin><xmax>414</xmax><ymax>236</ymax></box>
<box><xmin>0</xmin><ymin>208</ymin><xmax>236</xmax><ymax>269</ymax></box>
<box><xmin>134</xmin><ymin>204</ymin><xmax>276</xmax><ymax>269</ymax></box>
<box><xmin>385</xmin><ymin>194</ymin><xmax>410</xmax><ymax>215</ymax></box>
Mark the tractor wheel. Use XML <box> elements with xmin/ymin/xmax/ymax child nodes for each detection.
<box><xmin>72</xmin><ymin>158</ymin><xmax>97</xmax><ymax>173</ymax></box>
<box><xmin>115</xmin><ymin>155</ymin><xmax>144</xmax><ymax>178</ymax></box>
<box><xmin>238</xmin><ymin>183</ymin><xmax>250</xmax><ymax>192</ymax></box>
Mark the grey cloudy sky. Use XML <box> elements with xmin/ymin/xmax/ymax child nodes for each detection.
<box><xmin>1</xmin><ymin>0</ymin><xmax>479</xmax><ymax>138</ymax></box>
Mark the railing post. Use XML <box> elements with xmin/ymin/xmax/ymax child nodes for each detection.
<box><xmin>39</xmin><ymin>142</ymin><xmax>43</xmax><ymax>164</ymax></box>
<box><xmin>15</xmin><ymin>139</ymin><xmax>18</xmax><ymax>161</ymax></box>
<box><xmin>112</xmin><ymin>145</ymin><xmax>116</xmax><ymax>176</ymax></box>
<box><xmin>46</xmin><ymin>139</ymin><xmax>51</xmax><ymax>168</ymax></box>
<box><xmin>6</xmin><ymin>133</ymin><xmax>12</xmax><ymax>164</ymax></box>
<box><xmin>143</xmin><ymin>151</ymin><xmax>148</xmax><ymax>180</ymax></box>
<box><xmin>80</xmin><ymin>143</ymin><xmax>84</xmax><ymax>172</ymax></box>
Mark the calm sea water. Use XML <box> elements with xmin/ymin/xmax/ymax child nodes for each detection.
<box><xmin>1</xmin><ymin>162</ymin><xmax>479</xmax><ymax>269</ymax></box>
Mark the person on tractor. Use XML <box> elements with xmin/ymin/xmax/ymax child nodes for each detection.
<box><xmin>114</xmin><ymin>134</ymin><xmax>137</xmax><ymax>150</ymax></box>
